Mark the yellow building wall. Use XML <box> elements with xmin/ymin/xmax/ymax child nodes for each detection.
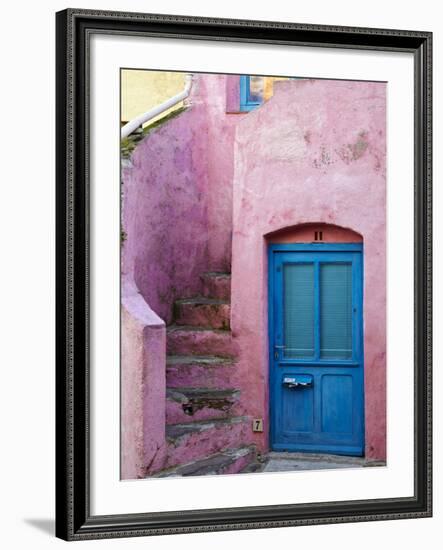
<box><xmin>263</xmin><ymin>76</ymin><xmax>291</xmax><ymax>101</ymax></box>
<box><xmin>121</xmin><ymin>70</ymin><xmax>186</xmax><ymax>127</ymax></box>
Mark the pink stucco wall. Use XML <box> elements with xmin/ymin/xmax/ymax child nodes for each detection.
<box><xmin>231</xmin><ymin>79</ymin><xmax>386</xmax><ymax>460</ymax></box>
<box><xmin>121</xmin><ymin>74</ymin><xmax>387</xmax><ymax>479</ymax></box>
<box><xmin>121</xmin><ymin>278</ymin><xmax>167</xmax><ymax>479</ymax></box>
<box><xmin>199</xmin><ymin>75</ymin><xmax>239</xmax><ymax>272</ymax></box>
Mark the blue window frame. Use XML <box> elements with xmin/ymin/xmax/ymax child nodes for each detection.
<box><xmin>239</xmin><ymin>75</ymin><xmax>264</xmax><ymax>111</ymax></box>
<box><xmin>239</xmin><ymin>75</ymin><xmax>296</xmax><ymax>112</ymax></box>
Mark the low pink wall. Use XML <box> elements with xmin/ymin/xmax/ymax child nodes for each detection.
<box><xmin>231</xmin><ymin>79</ymin><xmax>386</xmax><ymax>460</ymax></box>
<box><xmin>121</xmin><ymin>279</ymin><xmax>166</xmax><ymax>479</ymax></box>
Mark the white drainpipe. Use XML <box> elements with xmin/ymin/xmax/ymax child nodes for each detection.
<box><xmin>121</xmin><ymin>74</ymin><xmax>193</xmax><ymax>140</ymax></box>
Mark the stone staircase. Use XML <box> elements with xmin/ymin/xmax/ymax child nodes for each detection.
<box><xmin>157</xmin><ymin>272</ymin><xmax>257</xmax><ymax>477</ymax></box>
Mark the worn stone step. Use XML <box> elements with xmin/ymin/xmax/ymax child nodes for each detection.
<box><xmin>154</xmin><ymin>445</ymin><xmax>257</xmax><ymax>477</ymax></box>
<box><xmin>240</xmin><ymin>460</ymin><xmax>265</xmax><ymax>474</ymax></box>
<box><xmin>201</xmin><ymin>272</ymin><xmax>231</xmax><ymax>300</ymax></box>
<box><xmin>166</xmin><ymin>387</ymin><xmax>240</xmax><ymax>423</ymax></box>
<box><xmin>165</xmin><ymin>416</ymin><xmax>251</xmax><ymax>469</ymax></box>
<box><xmin>166</xmin><ymin>355</ymin><xmax>237</xmax><ymax>389</ymax></box>
<box><xmin>174</xmin><ymin>297</ymin><xmax>230</xmax><ymax>329</ymax></box>
<box><xmin>167</xmin><ymin>325</ymin><xmax>233</xmax><ymax>356</ymax></box>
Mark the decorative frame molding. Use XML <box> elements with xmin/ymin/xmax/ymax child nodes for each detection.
<box><xmin>55</xmin><ymin>8</ymin><xmax>432</xmax><ymax>541</ymax></box>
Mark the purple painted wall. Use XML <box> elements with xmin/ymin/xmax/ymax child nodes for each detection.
<box><xmin>122</xmin><ymin>74</ymin><xmax>239</xmax><ymax>324</ymax></box>
<box><xmin>231</xmin><ymin>79</ymin><xmax>386</xmax><ymax>460</ymax></box>
<box><xmin>121</xmin><ymin>98</ymin><xmax>209</xmax><ymax>325</ymax></box>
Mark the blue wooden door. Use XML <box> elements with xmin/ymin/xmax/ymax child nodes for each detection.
<box><xmin>269</xmin><ymin>243</ymin><xmax>364</xmax><ymax>456</ymax></box>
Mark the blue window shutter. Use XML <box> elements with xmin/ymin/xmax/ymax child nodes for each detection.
<box><xmin>320</xmin><ymin>263</ymin><xmax>353</xmax><ymax>359</ymax></box>
<box><xmin>283</xmin><ymin>263</ymin><xmax>315</xmax><ymax>358</ymax></box>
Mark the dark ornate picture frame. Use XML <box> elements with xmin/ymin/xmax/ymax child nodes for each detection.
<box><xmin>55</xmin><ymin>8</ymin><xmax>432</xmax><ymax>541</ymax></box>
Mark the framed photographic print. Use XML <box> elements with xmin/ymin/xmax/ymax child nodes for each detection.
<box><xmin>55</xmin><ymin>8</ymin><xmax>432</xmax><ymax>541</ymax></box>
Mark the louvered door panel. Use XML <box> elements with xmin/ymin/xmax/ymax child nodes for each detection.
<box><xmin>320</xmin><ymin>263</ymin><xmax>353</xmax><ymax>360</ymax></box>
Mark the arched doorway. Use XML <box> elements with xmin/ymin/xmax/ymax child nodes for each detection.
<box><xmin>267</xmin><ymin>224</ymin><xmax>364</xmax><ymax>455</ymax></box>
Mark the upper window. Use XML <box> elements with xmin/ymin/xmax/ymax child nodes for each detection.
<box><xmin>239</xmin><ymin>75</ymin><xmax>293</xmax><ymax>112</ymax></box>
<box><xmin>240</xmin><ymin>75</ymin><xmax>265</xmax><ymax>111</ymax></box>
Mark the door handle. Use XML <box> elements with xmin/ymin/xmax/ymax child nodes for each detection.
<box><xmin>274</xmin><ymin>345</ymin><xmax>285</xmax><ymax>359</ymax></box>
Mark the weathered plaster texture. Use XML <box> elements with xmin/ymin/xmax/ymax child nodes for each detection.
<box><xmin>121</xmin><ymin>74</ymin><xmax>239</xmax><ymax>324</ymax></box>
<box><xmin>121</xmin><ymin>279</ymin><xmax>167</xmax><ymax>479</ymax></box>
<box><xmin>192</xmin><ymin>75</ymin><xmax>239</xmax><ymax>272</ymax></box>
<box><xmin>231</xmin><ymin>79</ymin><xmax>386</xmax><ymax>460</ymax></box>
<box><xmin>121</xmin><ymin>96</ymin><xmax>209</xmax><ymax>324</ymax></box>
<box><xmin>225</xmin><ymin>75</ymin><xmax>241</xmax><ymax>113</ymax></box>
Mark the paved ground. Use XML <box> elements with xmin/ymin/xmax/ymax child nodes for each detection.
<box><xmin>259</xmin><ymin>452</ymin><xmax>386</xmax><ymax>473</ymax></box>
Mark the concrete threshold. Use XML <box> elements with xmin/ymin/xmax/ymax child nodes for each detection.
<box><xmin>261</xmin><ymin>452</ymin><xmax>386</xmax><ymax>473</ymax></box>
